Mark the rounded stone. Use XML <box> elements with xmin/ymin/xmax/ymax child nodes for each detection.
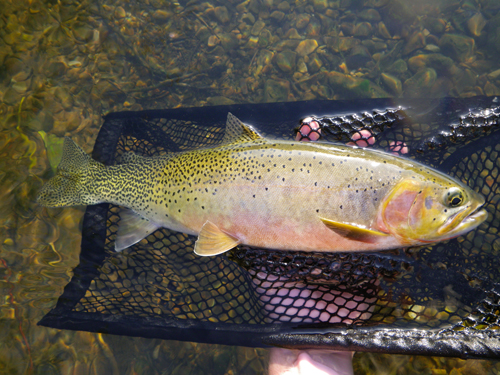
<box><xmin>467</xmin><ymin>12</ymin><xmax>487</xmax><ymax>37</ymax></box>
<box><xmin>114</xmin><ymin>6</ymin><xmax>126</xmax><ymax>18</ymax></box>
<box><xmin>404</xmin><ymin>68</ymin><xmax>437</xmax><ymax>97</ymax></box>
<box><xmin>353</xmin><ymin>22</ymin><xmax>372</xmax><ymax>38</ymax></box>
<box><xmin>152</xmin><ymin>10</ymin><xmax>173</xmax><ymax>22</ymax></box>
<box><xmin>381</xmin><ymin>73</ymin><xmax>402</xmax><ymax>96</ymax></box>
<box><xmin>295</xmin><ymin>39</ymin><xmax>318</xmax><ymax>57</ymax></box>
<box><xmin>251</xmin><ymin>20</ymin><xmax>266</xmax><ymax>36</ymax></box>
<box><xmin>270</xmin><ymin>11</ymin><xmax>285</xmax><ymax>21</ymax></box>
<box><xmin>214</xmin><ymin>6</ymin><xmax>230</xmax><ymax>24</ymax></box>
<box><xmin>265</xmin><ymin>79</ymin><xmax>290</xmax><ymax>102</ymax></box>
<box><xmin>439</xmin><ymin>34</ymin><xmax>475</xmax><ymax>62</ymax></box>
<box><xmin>276</xmin><ymin>50</ymin><xmax>297</xmax><ymax>73</ymax></box>
<box><xmin>403</xmin><ymin>31</ymin><xmax>426</xmax><ymax>55</ymax></box>
<box><xmin>296</xmin><ymin>14</ymin><xmax>310</xmax><ymax>29</ymax></box>
<box><xmin>358</xmin><ymin>8</ymin><xmax>381</xmax><ymax>22</ymax></box>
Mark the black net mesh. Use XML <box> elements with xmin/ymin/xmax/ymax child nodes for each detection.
<box><xmin>39</xmin><ymin>97</ymin><xmax>500</xmax><ymax>358</ymax></box>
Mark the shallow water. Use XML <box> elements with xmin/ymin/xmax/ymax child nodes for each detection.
<box><xmin>2</xmin><ymin>0</ymin><xmax>500</xmax><ymax>373</ymax></box>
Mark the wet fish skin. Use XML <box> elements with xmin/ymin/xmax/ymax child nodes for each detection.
<box><xmin>37</xmin><ymin>113</ymin><xmax>487</xmax><ymax>255</ymax></box>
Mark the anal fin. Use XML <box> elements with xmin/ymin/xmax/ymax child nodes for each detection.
<box><xmin>194</xmin><ymin>221</ymin><xmax>241</xmax><ymax>256</ymax></box>
<box><xmin>115</xmin><ymin>209</ymin><xmax>161</xmax><ymax>251</ymax></box>
<box><xmin>319</xmin><ymin>217</ymin><xmax>388</xmax><ymax>243</ymax></box>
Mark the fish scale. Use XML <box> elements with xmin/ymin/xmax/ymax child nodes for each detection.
<box><xmin>37</xmin><ymin>113</ymin><xmax>487</xmax><ymax>256</ymax></box>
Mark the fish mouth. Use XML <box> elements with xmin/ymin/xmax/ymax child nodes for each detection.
<box><xmin>437</xmin><ymin>204</ymin><xmax>488</xmax><ymax>240</ymax></box>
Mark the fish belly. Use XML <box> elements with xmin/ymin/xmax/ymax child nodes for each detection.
<box><xmin>172</xmin><ymin>180</ymin><xmax>401</xmax><ymax>252</ymax></box>
<box><xmin>209</xmin><ymin>187</ymin><xmax>401</xmax><ymax>252</ymax></box>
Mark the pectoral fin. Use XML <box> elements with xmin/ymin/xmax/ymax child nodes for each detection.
<box><xmin>115</xmin><ymin>209</ymin><xmax>161</xmax><ymax>251</ymax></box>
<box><xmin>194</xmin><ymin>221</ymin><xmax>241</xmax><ymax>256</ymax></box>
<box><xmin>319</xmin><ymin>217</ymin><xmax>388</xmax><ymax>243</ymax></box>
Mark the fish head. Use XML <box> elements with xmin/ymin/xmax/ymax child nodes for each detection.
<box><xmin>377</xmin><ymin>175</ymin><xmax>488</xmax><ymax>245</ymax></box>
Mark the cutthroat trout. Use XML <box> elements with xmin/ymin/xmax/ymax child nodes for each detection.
<box><xmin>37</xmin><ymin>113</ymin><xmax>487</xmax><ymax>256</ymax></box>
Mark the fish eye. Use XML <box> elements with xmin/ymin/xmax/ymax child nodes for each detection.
<box><xmin>445</xmin><ymin>188</ymin><xmax>464</xmax><ymax>208</ymax></box>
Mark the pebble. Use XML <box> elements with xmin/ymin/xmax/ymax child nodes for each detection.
<box><xmin>214</xmin><ymin>6</ymin><xmax>230</xmax><ymax>24</ymax></box>
<box><xmin>152</xmin><ymin>10</ymin><xmax>173</xmax><ymax>22</ymax></box>
<box><xmin>467</xmin><ymin>12</ymin><xmax>487</xmax><ymax>37</ymax></box>
<box><xmin>114</xmin><ymin>6</ymin><xmax>126</xmax><ymax>19</ymax></box>
<box><xmin>285</xmin><ymin>28</ymin><xmax>302</xmax><ymax>40</ymax></box>
<box><xmin>264</xmin><ymin>79</ymin><xmax>290</xmax><ymax>102</ymax></box>
<box><xmin>295</xmin><ymin>39</ymin><xmax>318</xmax><ymax>56</ymax></box>
<box><xmin>270</xmin><ymin>11</ymin><xmax>285</xmax><ymax>21</ymax></box>
<box><xmin>359</xmin><ymin>8</ymin><xmax>381</xmax><ymax>22</ymax></box>
<box><xmin>439</xmin><ymin>34</ymin><xmax>475</xmax><ymax>62</ymax></box>
<box><xmin>251</xmin><ymin>20</ymin><xmax>265</xmax><ymax>36</ymax></box>
<box><xmin>276</xmin><ymin>50</ymin><xmax>297</xmax><ymax>73</ymax></box>
<box><xmin>296</xmin><ymin>14</ymin><xmax>310</xmax><ymax>29</ymax></box>
<box><xmin>381</xmin><ymin>72</ymin><xmax>402</xmax><ymax>96</ymax></box>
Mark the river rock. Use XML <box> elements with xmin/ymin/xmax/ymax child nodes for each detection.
<box><xmin>381</xmin><ymin>73</ymin><xmax>402</xmax><ymax>96</ymax></box>
<box><xmin>404</xmin><ymin>68</ymin><xmax>437</xmax><ymax>97</ymax></box>
<box><xmin>265</xmin><ymin>79</ymin><xmax>289</xmax><ymax>102</ymax></box>
<box><xmin>467</xmin><ymin>12</ymin><xmax>487</xmax><ymax>37</ymax></box>
<box><xmin>214</xmin><ymin>6</ymin><xmax>230</xmax><ymax>24</ymax></box>
<box><xmin>295</xmin><ymin>39</ymin><xmax>318</xmax><ymax>56</ymax></box>
<box><xmin>276</xmin><ymin>50</ymin><xmax>297</xmax><ymax>73</ymax></box>
<box><xmin>407</xmin><ymin>53</ymin><xmax>454</xmax><ymax>74</ymax></box>
<box><xmin>439</xmin><ymin>34</ymin><xmax>475</xmax><ymax>62</ymax></box>
<box><xmin>359</xmin><ymin>8</ymin><xmax>381</xmax><ymax>22</ymax></box>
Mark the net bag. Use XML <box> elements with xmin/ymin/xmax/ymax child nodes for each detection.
<box><xmin>39</xmin><ymin>96</ymin><xmax>500</xmax><ymax>359</ymax></box>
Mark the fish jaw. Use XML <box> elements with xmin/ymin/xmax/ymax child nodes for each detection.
<box><xmin>437</xmin><ymin>207</ymin><xmax>488</xmax><ymax>240</ymax></box>
<box><xmin>435</xmin><ymin>192</ymin><xmax>488</xmax><ymax>240</ymax></box>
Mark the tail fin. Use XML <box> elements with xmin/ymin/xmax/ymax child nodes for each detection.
<box><xmin>37</xmin><ymin>137</ymin><xmax>100</xmax><ymax>207</ymax></box>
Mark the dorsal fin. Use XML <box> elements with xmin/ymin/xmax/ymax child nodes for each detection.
<box><xmin>221</xmin><ymin>113</ymin><xmax>264</xmax><ymax>145</ymax></box>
